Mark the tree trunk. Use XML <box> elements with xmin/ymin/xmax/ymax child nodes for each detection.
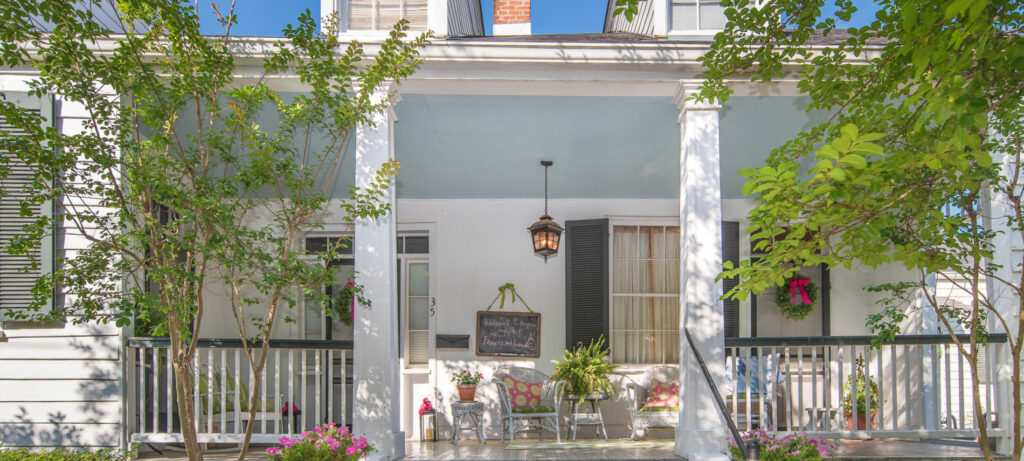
<box><xmin>237</xmin><ymin>346</ymin><xmax>270</xmax><ymax>461</ymax></box>
<box><xmin>169</xmin><ymin>332</ymin><xmax>204</xmax><ymax>461</ymax></box>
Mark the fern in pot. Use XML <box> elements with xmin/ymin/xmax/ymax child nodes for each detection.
<box><xmin>551</xmin><ymin>336</ymin><xmax>619</xmax><ymax>403</ymax></box>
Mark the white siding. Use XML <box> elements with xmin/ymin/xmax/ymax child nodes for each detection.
<box><xmin>0</xmin><ymin>75</ymin><xmax>124</xmax><ymax>450</ymax></box>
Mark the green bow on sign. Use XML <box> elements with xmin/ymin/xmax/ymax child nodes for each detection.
<box><xmin>486</xmin><ymin>283</ymin><xmax>533</xmax><ymax>312</ymax></box>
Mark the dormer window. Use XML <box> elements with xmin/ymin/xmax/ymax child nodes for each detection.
<box><xmin>348</xmin><ymin>0</ymin><xmax>427</xmax><ymax>31</ymax></box>
<box><xmin>671</xmin><ymin>0</ymin><xmax>726</xmax><ymax>33</ymax></box>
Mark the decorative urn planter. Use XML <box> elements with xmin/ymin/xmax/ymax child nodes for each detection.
<box><xmin>844</xmin><ymin>410</ymin><xmax>877</xmax><ymax>430</ymax></box>
<box><xmin>457</xmin><ymin>384</ymin><xmax>477</xmax><ymax>402</ymax></box>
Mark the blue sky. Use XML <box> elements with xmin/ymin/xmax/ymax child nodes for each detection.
<box><xmin>197</xmin><ymin>0</ymin><xmax>879</xmax><ymax>37</ymax></box>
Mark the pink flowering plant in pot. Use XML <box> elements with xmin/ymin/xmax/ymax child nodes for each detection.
<box><xmin>727</xmin><ymin>429</ymin><xmax>837</xmax><ymax>461</ymax></box>
<box><xmin>265</xmin><ymin>423</ymin><xmax>374</xmax><ymax>460</ymax></box>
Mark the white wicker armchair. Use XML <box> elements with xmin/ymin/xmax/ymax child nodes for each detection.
<box><xmin>492</xmin><ymin>367</ymin><xmax>565</xmax><ymax>443</ymax></box>
<box><xmin>625</xmin><ymin>365</ymin><xmax>679</xmax><ymax>440</ymax></box>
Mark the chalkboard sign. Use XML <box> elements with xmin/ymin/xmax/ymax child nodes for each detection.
<box><xmin>476</xmin><ymin>311</ymin><xmax>541</xmax><ymax>358</ymax></box>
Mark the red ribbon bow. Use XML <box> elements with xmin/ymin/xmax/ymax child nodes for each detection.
<box><xmin>418</xmin><ymin>397</ymin><xmax>433</xmax><ymax>415</ymax></box>
<box><xmin>789</xmin><ymin>278</ymin><xmax>812</xmax><ymax>305</ymax></box>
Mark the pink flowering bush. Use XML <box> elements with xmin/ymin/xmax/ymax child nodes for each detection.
<box><xmin>727</xmin><ymin>429</ymin><xmax>837</xmax><ymax>461</ymax></box>
<box><xmin>265</xmin><ymin>423</ymin><xmax>374</xmax><ymax>460</ymax></box>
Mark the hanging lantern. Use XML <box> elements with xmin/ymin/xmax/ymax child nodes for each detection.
<box><xmin>419</xmin><ymin>410</ymin><xmax>437</xmax><ymax>442</ymax></box>
<box><xmin>528</xmin><ymin>160</ymin><xmax>563</xmax><ymax>261</ymax></box>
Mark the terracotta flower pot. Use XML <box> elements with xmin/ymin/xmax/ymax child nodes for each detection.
<box><xmin>457</xmin><ymin>384</ymin><xmax>477</xmax><ymax>402</ymax></box>
<box><xmin>844</xmin><ymin>410</ymin><xmax>877</xmax><ymax>430</ymax></box>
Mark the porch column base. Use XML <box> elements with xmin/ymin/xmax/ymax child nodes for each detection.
<box><xmin>676</xmin><ymin>428</ymin><xmax>730</xmax><ymax>461</ymax></box>
<box><xmin>364</xmin><ymin>430</ymin><xmax>405</xmax><ymax>461</ymax></box>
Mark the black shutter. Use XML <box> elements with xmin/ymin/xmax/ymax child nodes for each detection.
<box><xmin>565</xmin><ymin>219</ymin><xmax>609</xmax><ymax>350</ymax></box>
<box><xmin>0</xmin><ymin>92</ymin><xmax>53</xmax><ymax>315</ymax></box>
<box><xmin>722</xmin><ymin>221</ymin><xmax>740</xmax><ymax>338</ymax></box>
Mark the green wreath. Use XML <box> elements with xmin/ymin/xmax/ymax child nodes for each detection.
<box><xmin>774</xmin><ymin>274</ymin><xmax>819</xmax><ymax>321</ymax></box>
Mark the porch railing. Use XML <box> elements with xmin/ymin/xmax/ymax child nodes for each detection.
<box><xmin>724</xmin><ymin>334</ymin><xmax>1008</xmax><ymax>440</ymax></box>
<box><xmin>126</xmin><ymin>338</ymin><xmax>352</xmax><ymax>444</ymax></box>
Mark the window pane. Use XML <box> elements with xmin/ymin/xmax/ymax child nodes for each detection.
<box><xmin>375</xmin><ymin>0</ymin><xmax>403</xmax><ymax>29</ymax></box>
<box><xmin>671</xmin><ymin>1</ymin><xmax>697</xmax><ymax>30</ymax></box>
<box><xmin>404</xmin><ymin>236</ymin><xmax>429</xmax><ymax>254</ymax></box>
<box><xmin>408</xmin><ymin>296</ymin><xmax>429</xmax><ymax>330</ymax></box>
<box><xmin>408</xmin><ymin>262</ymin><xmax>428</xmax><ymax>296</ymax></box>
<box><xmin>611</xmin><ymin>224</ymin><xmax>681</xmax><ymax>364</ymax></box>
<box><xmin>349</xmin><ymin>0</ymin><xmax>373</xmax><ymax>29</ymax></box>
<box><xmin>700</xmin><ymin>0</ymin><xmax>727</xmax><ymax>29</ymax></box>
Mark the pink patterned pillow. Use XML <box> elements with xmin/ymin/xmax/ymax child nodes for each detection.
<box><xmin>503</xmin><ymin>374</ymin><xmax>542</xmax><ymax>408</ymax></box>
<box><xmin>643</xmin><ymin>379</ymin><xmax>679</xmax><ymax>409</ymax></box>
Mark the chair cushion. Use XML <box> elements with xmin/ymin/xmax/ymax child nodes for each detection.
<box><xmin>503</xmin><ymin>374</ymin><xmax>542</xmax><ymax>408</ymax></box>
<box><xmin>511</xmin><ymin>405</ymin><xmax>555</xmax><ymax>414</ymax></box>
<box><xmin>641</xmin><ymin>379</ymin><xmax>679</xmax><ymax>411</ymax></box>
<box><xmin>639</xmin><ymin>405</ymin><xmax>679</xmax><ymax>412</ymax></box>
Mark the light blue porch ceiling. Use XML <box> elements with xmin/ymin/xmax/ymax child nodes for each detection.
<box><xmin>393</xmin><ymin>95</ymin><xmax>827</xmax><ymax>200</ymax></box>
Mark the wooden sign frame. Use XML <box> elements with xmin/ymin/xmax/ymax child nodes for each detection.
<box><xmin>475</xmin><ymin>311</ymin><xmax>541</xmax><ymax>358</ymax></box>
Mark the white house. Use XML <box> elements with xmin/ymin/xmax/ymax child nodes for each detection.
<box><xmin>0</xmin><ymin>1</ymin><xmax>1017</xmax><ymax>460</ymax></box>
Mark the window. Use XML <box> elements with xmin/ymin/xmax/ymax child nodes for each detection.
<box><xmin>611</xmin><ymin>225</ymin><xmax>680</xmax><ymax>364</ymax></box>
<box><xmin>348</xmin><ymin>0</ymin><xmax>428</xmax><ymax>31</ymax></box>
<box><xmin>671</xmin><ymin>0</ymin><xmax>726</xmax><ymax>32</ymax></box>
<box><xmin>397</xmin><ymin>234</ymin><xmax>429</xmax><ymax>366</ymax></box>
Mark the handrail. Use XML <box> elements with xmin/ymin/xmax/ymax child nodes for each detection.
<box><xmin>725</xmin><ymin>333</ymin><xmax>1007</xmax><ymax>347</ymax></box>
<box><xmin>684</xmin><ymin>327</ymin><xmax>747</xmax><ymax>461</ymax></box>
<box><xmin>127</xmin><ymin>337</ymin><xmax>354</xmax><ymax>349</ymax></box>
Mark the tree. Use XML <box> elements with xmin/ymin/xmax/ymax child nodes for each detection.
<box><xmin>618</xmin><ymin>0</ymin><xmax>1024</xmax><ymax>459</ymax></box>
<box><xmin>0</xmin><ymin>1</ymin><xmax>426</xmax><ymax>459</ymax></box>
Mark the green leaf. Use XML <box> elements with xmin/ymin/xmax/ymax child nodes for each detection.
<box><xmin>838</xmin><ymin>154</ymin><xmax>867</xmax><ymax>169</ymax></box>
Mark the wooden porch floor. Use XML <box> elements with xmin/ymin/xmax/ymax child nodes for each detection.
<box><xmin>402</xmin><ymin>439</ymin><xmax>1002</xmax><ymax>461</ymax></box>
<box><xmin>134</xmin><ymin>438</ymin><xmax>1004</xmax><ymax>460</ymax></box>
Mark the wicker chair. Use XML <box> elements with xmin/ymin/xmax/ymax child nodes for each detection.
<box><xmin>625</xmin><ymin>365</ymin><xmax>679</xmax><ymax>440</ymax></box>
<box><xmin>492</xmin><ymin>367</ymin><xmax>565</xmax><ymax>443</ymax></box>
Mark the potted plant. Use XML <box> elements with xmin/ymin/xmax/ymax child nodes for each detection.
<box><xmin>841</xmin><ymin>357</ymin><xmax>880</xmax><ymax>430</ymax></box>
<box><xmin>550</xmin><ymin>336</ymin><xmax>618</xmax><ymax>402</ymax></box>
<box><xmin>451</xmin><ymin>370</ymin><xmax>484</xmax><ymax>402</ymax></box>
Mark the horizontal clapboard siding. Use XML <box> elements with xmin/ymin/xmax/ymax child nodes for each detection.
<box><xmin>0</xmin><ymin>86</ymin><xmax>123</xmax><ymax>450</ymax></box>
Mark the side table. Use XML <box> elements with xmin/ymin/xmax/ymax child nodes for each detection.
<box><xmin>451</xmin><ymin>401</ymin><xmax>486</xmax><ymax>445</ymax></box>
<box><xmin>567</xmin><ymin>394</ymin><xmax>608</xmax><ymax>441</ymax></box>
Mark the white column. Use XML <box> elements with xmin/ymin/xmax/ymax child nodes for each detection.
<box><xmin>353</xmin><ymin>86</ymin><xmax>404</xmax><ymax>460</ymax></box>
<box><xmin>674</xmin><ymin>81</ymin><xmax>729</xmax><ymax>461</ymax></box>
<box><xmin>985</xmin><ymin>147</ymin><xmax>1018</xmax><ymax>456</ymax></box>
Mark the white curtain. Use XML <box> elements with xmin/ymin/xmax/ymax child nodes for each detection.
<box><xmin>612</xmin><ymin>226</ymin><xmax>680</xmax><ymax>364</ymax></box>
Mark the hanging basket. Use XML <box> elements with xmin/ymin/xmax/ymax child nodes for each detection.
<box><xmin>774</xmin><ymin>274</ymin><xmax>819</xmax><ymax>321</ymax></box>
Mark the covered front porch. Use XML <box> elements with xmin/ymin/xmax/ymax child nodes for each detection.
<box><xmin>124</xmin><ymin>39</ymin><xmax>1014</xmax><ymax>460</ymax></box>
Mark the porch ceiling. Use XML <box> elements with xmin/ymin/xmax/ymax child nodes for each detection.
<box><xmin>392</xmin><ymin>95</ymin><xmax>827</xmax><ymax>200</ymax></box>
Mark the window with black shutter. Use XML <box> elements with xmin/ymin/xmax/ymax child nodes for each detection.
<box><xmin>564</xmin><ymin>219</ymin><xmax>609</xmax><ymax>351</ymax></box>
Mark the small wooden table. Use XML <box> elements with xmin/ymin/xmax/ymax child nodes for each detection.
<box><xmin>451</xmin><ymin>401</ymin><xmax>486</xmax><ymax>445</ymax></box>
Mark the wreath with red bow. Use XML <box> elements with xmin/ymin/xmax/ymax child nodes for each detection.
<box><xmin>773</xmin><ymin>274</ymin><xmax>819</xmax><ymax>321</ymax></box>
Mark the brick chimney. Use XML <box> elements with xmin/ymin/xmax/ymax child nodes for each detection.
<box><xmin>493</xmin><ymin>0</ymin><xmax>531</xmax><ymax>35</ymax></box>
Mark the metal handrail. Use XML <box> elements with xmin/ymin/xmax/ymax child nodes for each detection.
<box><xmin>684</xmin><ymin>327</ymin><xmax>749</xmax><ymax>460</ymax></box>
<box><xmin>127</xmin><ymin>337</ymin><xmax>353</xmax><ymax>349</ymax></box>
<box><xmin>725</xmin><ymin>333</ymin><xmax>1007</xmax><ymax>347</ymax></box>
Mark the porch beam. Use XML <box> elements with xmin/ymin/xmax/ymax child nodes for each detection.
<box><xmin>675</xmin><ymin>80</ymin><xmax>729</xmax><ymax>461</ymax></box>
<box><xmin>353</xmin><ymin>83</ymin><xmax>405</xmax><ymax>460</ymax></box>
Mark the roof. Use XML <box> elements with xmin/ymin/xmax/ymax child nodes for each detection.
<box><xmin>445</xmin><ymin>30</ymin><xmax>887</xmax><ymax>46</ymax></box>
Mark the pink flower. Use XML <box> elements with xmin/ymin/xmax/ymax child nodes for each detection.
<box><xmin>353</xmin><ymin>436</ymin><xmax>368</xmax><ymax>450</ymax></box>
<box><xmin>265</xmin><ymin>447</ymin><xmax>281</xmax><ymax>455</ymax></box>
<box><xmin>278</xmin><ymin>436</ymin><xmax>299</xmax><ymax>448</ymax></box>
<box><xmin>346</xmin><ymin>446</ymin><xmax>358</xmax><ymax>456</ymax></box>
<box><xmin>325</xmin><ymin>436</ymin><xmax>340</xmax><ymax>451</ymax></box>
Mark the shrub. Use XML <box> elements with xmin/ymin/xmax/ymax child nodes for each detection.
<box><xmin>265</xmin><ymin>423</ymin><xmax>374</xmax><ymax>460</ymax></box>
<box><xmin>0</xmin><ymin>446</ymin><xmax>131</xmax><ymax>461</ymax></box>
<box><xmin>727</xmin><ymin>429</ymin><xmax>837</xmax><ymax>461</ymax></box>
